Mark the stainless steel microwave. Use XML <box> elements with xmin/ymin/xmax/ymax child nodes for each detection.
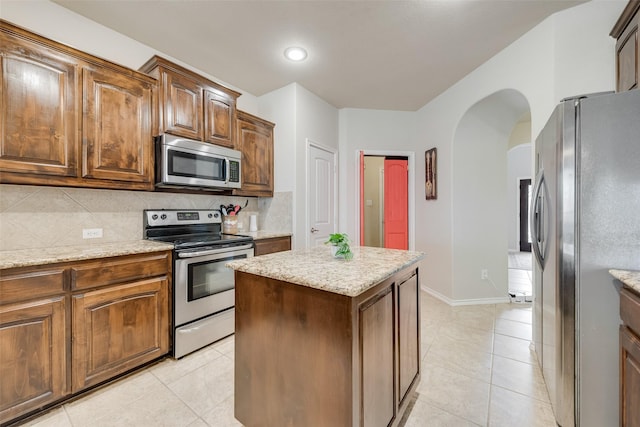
<box><xmin>155</xmin><ymin>134</ymin><xmax>241</xmax><ymax>190</ymax></box>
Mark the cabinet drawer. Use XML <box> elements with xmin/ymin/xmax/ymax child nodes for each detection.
<box><xmin>0</xmin><ymin>267</ymin><xmax>66</xmax><ymax>304</ymax></box>
<box><xmin>621</xmin><ymin>287</ymin><xmax>640</xmax><ymax>336</ymax></box>
<box><xmin>71</xmin><ymin>252</ymin><xmax>170</xmax><ymax>291</ymax></box>
<box><xmin>254</xmin><ymin>236</ymin><xmax>291</xmax><ymax>256</ymax></box>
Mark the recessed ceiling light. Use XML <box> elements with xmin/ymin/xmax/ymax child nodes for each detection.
<box><xmin>284</xmin><ymin>46</ymin><xmax>307</xmax><ymax>62</ymax></box>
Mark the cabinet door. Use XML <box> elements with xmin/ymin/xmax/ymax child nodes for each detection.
<box><xmin>82</xmin><ymin>67</ymin><xmax>153</xmax><ymax>186</ymax></box>
<box><xmin>235</xmin><ymin>113</ymin><xmax>274</xmax><ymax>197</ymax></box>
<box><xmin>397</xmin><ymin>273</ymin><xmax>419</xmax><ymax>404</ymax></box>
<box><xmin>0</xmin><ymin>33</ymin><xmax>78</xmax><ymax>180</ymax></box>
<box><xmin>0</xmin><ymin>297</ymin><xmax>67</xmax><ymax>424</ymax></box>
<box><xmin>204</xmin><ymin>89</ymin><xmax>234</xmax><ymax>147</ymax></box>
<box><xmin>615</xmin><ymin>7</ymin><xmax>639</xmax><ymax>92</ymax></box>
<box><xmin>163</xmin><ymin>70</ymin><xmax>202</xmax><ymax>140</ymax></box>
<box><xmin>621</xmin><ymin>326</ymin><xmax>640</xmax><ymax>427</ymax></box>
<box><xmin>72</xmin><ymin>277</ymin><xmax>169</xmax><ymax>392</ymax></box>
<box><xmin>360</xmin><ymin>286</ymin><xmax>395</xmax><ymax>427</ymax></box>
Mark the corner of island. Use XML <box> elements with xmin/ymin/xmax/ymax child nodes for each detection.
<box><xmin>227</xmin><ymin>245</ymin><xmax>425</xmax><ymax>427</ymax></box>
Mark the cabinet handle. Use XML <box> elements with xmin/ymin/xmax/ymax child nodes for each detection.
<box><xmin>310</xmin><ymin>228</ymin><xmax>319</xmax><ymax>233</ymax></box>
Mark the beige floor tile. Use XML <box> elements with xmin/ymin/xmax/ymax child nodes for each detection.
<box><xmin>64</xmin><ymin>371</ymin><xmax>165</xmax><ymax>425</ymax></box>
<box><xmin>489</xmin><ymin>385</ymin><xmax>556</xmax><ymax>427</ymax></box>
<box><xmin>201</xmin><ymin>395</ymin><xmax>242</xmax><ymax>427</ymax></box>
<box><xmin>150</xmin><ymin>344</ymin><xmax>226</xmax><ymax>386</ymax></box>
<box><xmin>403</xmin><ymin>394</ymin><xmax>482</xmax><ymax>427</ymax></box>
<box><xmin>19</xmin><ymin>407</ymin><xmax>72</xmax><ymax>427</ymax></box>
<box><xmin>449</xmin><ymin>305</ymin><xmax>496</xmax><ymax>331</ymax></box>
<box><xmin>186</xmin><ymin>419</ymin><xmax>209</xmax><ymax>427</ymax></box>
<box><xmin>491</xmin><ymin>355</ymin><xmax>550</xmax><ymax>402</ymax></box>
<box><xmin>437</xmin><ymin>321</ymin><xmax>495</xmax><ymax>353</ymax></box>
<box><xmin>495</xmin><ymin>317</ymin><xmax>532</xmax><ymax>340</ymax></box>
<box><xmin>495</xmin><ymin>303</ymin><xmax>532</xmax><ymax>324</ymax></box>
<box><xmin>417</xmin><ymin>364</ymin><xmax>490</xmax><ymax>426</ymax></box>
<box><xmin>424</xmin><ymin>334</ymin><xmax>493</xmax><ymax>382</ymax></box>
<box><xmin>493</xmin><ymin>333</ymin><xmax>537</xmax><ymax>365</ymax></box>
<box><xmin>168</xmin><ymin>355</ymin><xmax>234</xmax><ymax>416</ymax></box>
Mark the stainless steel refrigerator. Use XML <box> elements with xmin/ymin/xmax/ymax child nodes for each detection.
<box><xmin>531</xmin><ymin>89</ymin><xmax>640</xmax><ymax>427</ymax></box>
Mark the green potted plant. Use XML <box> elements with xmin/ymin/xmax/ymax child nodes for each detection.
<box><xmin>325</xmin><ymin>233</ymin><xmax>354</xmax><ymax>260</ymax></box>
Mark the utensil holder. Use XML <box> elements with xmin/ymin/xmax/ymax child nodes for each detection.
<box><xmin>222</xmin><ymin>215</ymin><xmax>238</xmax><ymax>234</ymax></box>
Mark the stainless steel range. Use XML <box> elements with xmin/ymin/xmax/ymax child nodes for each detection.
<box><xmin>143</xmin><ymin>209</ymin><xmax>253</xmax><ymax>358</ymax></box>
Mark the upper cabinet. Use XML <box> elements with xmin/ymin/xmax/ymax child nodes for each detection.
<box><xmin>234</xmin><ymin>110</ymin><xmax>275</xmax><ymax>197</ymax></box>
<box><xmin>611</xmin><ymin>1</ymin><xmax>640</xmax><ymax>92</ymax></box>
<box><xmin>0</xmin><ymin>20</ymin><xmax>156</xmax><ymax>190</ymax></box>
<box><xmin>0</xmin><ymin>23</ymin><xmax>79</xmax><ymax>180</ymax></box>
<box><xmin>139</xmin><ymin>56</ymin><xmax>240</xmax><ymax>148</ymax></box>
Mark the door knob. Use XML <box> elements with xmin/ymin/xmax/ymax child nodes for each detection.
<box><xmin>310</xmin><ymin>227</ymin><xmax>319</xmax><ymax>233</ymax></box>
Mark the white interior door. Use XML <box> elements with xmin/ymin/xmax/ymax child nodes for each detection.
<box><xmin>307</xmin><ymin>142</ymin><xmax>337</xmax><ymax>247</ymax></box>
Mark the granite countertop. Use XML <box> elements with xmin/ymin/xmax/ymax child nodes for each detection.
<box><xmin>239</xmin><ymin>231</ymin><xmax>292</xmax><ymax>240</ymax></box>
<box><xmin>0</xmin><ymin>240</ymin><xmax>175</xmax><ymax>270</ymax></box>
<box><xmin>610</xmin><ymin>269</ymin><xmax>640</xmax><ymax>295</ymax></box>
<box><xmin>227</xmin><ymin>245</ymin><xmax>425</xmax><ymax>297</ymax></box>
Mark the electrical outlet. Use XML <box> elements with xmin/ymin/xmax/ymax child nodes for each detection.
<box><xmin>481</xmin><ymin>269</ymin><xmax>488</xmax><ymax>280</ymax></box>
<box><xmin>82</xmin><ymin>228</ymin><xmax>103</xmax><ymax>239</ymax></box>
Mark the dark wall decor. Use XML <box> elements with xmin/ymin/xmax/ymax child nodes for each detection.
<box><xmin>425</xmin><ymin>148</ymin><xmax>437</xmax><ymax>200</ymax></box>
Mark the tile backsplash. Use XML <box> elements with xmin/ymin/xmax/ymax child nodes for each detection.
<box><xmin>0</xmin><ymin>185</ymin><xmax>292</xmax><ymax>251</ymax></box>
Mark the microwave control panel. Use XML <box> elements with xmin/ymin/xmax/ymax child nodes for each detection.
<box><xmin>229</xmin><ymin>161</ymin><xmax>240</xmax><ymax>183</ymax></box>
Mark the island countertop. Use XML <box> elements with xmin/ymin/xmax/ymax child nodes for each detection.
<box><xmin>610</xmin><ymin>269</ymin><xmax>640</xmax><ymax>295</ymax></box>
<box><xmin>226</xmin><ymin>245</ymin><xmax>425</xmax><ymax>297</ymax></box>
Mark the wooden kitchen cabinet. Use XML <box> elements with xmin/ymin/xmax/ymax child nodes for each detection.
<box><xmin>139</xmin><ymin>56</ymin><xmax>240</xmax><ymax>148</ymax></box>
<box><xmin>72</xmin><ymin>277</ymin><xmax>169</xmax><ymax>392</ymax></box>
<box><xmin>0</xmin><ymin>20</ymin><xmax>157</xmax><ymax>190</ymax></box>
<box><xmin>620</xmin><ymin>287</ymin><xmax>640</xmax><ymax>427</ymax></box>
<box><xmin>0</xmin><ymin>22</ymin><xmax>79</xmax><ymax>182</ymax></box>
<box><xmin>611</xmin><ymin>1</ymin><xmax>640</xmax><ymax>92</ymax></box>
<box><xmin>253</xmin><ymin>236</ymin><xmax>291</xmax><ymax>256</ymax></box>
<box><xmin>234</xmin><ymin>110</ymin><xmax>275</xmax><ymax>197</ymax></box>
<box><xmin>398</xmin><ymin>272</ymin><xmax>420</xmax><ymax>404</ymax></box>
<box><xmin>234</xmin><ymin>263</ymin><xmax>420</xmax><ymax>427</ymax></box>
<box><xmin>81</xmin><ymin>66</ymin><xmax>154</xmax><ymax>185</ymax></box>
<box><xmin>360</xmin><ymin>286</ymin><xmax>395</xmax><ymax>427</ymax></box>
<box><xmin>70</xmin><ymin>252</ymin><xmax>170</xmax><ymax>392</ymax></box>
<box><xmin>0</xmin><ymin>266</ymin><xmax>68</xmax><ymax>425</ymax></box>
<box><xmin>0</xmin><ymin>250</ymin><xmax>171</xmax><ymax>425</ymax></box>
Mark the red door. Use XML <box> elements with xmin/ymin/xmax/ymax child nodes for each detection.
<box><xmin>359</xmin><ymin>151</ymin><xmax>365</xmax><ymax>246</ymax></box>
<box><xmin>384</xmin><ymin>159</ymin><xmax>408</xmax><ymax>249</ymax></box>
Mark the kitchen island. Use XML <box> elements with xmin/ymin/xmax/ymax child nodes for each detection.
<box><xmin>227</xmin><ymin>246</ymin><xmax>425</xmax><ymax>427</ymax></box>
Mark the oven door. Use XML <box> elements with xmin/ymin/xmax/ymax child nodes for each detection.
<box><xmin>174</xmin><ymin>244</ymin><xmax>253</xmax><ymax>326</ymax></box>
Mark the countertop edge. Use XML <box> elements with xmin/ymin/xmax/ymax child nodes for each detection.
<box><xmin>228</xmin><ymin>247</ymin><xmax>425</xmax><ymax>298</ymax></box>
<box><xmin>610</xmin><ymin>269</ymin><xmax>640</xmax><ymax>295</ymax></box>
<box><xmin>0</xmin><ymin>240</ymin><xmax>175</xmax><ymax>270</ymax></box>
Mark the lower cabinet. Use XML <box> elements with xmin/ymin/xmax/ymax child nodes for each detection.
<box><xmin>620</xmin><ymin>287</ymin><xmax>640</xmax><ymax>427</ymax></box>
<box><xmin>359</xmin><ymin>271</ymin><xmax>420</xmax><ymax>427</ymax></box>
<box><xmin>72</xmin><ymin>277</ymin><xmax>169</xmax><ymax>392</ymax></box>
<box><xmin>0</xmin><ymin>297</ymin><xmax>67</xmax><ymax>424</ymax></box>
<box><xmin>253</xmin><ymin>236</ymin><xmax>291</xmax><ymax>256</ymax></box>
<box><xmin>360</xmin><ymin>287</ymin><xmax>395</xmax><ymax>427</ymax></box>
<box><xmin>234</xmin><ymin>265</ymin><xmax>420</xmax><ymax>427</ymax></box>
<box><xmin>0</xmin><ymin>250</ymin><xmax>171</xmax><ymax>425</ymax></box>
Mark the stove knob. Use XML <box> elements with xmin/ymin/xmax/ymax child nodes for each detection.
<box><xmin>208</xmin><ymin>213</ymin><xmax>213</xmax><ymax>218</ymax></box>
<box><xmin>151</xmin><ymin>214</ymin><xmax>158</xmax><ymax>220</ymax></box>
<box><xmin>161</xmin><ymin>214</ymin><xmax>167</xmax><ymax>220</ymax></box>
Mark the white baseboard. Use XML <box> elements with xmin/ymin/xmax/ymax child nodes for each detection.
<box><xmin>420</xmin><ymin>285</ymin><xmax>511</xmax><ymax>306</ymax></box>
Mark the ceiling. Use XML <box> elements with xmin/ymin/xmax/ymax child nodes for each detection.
<box><xmin>53</xmin><ymin>0</ymin><xmax>586</xmax><ymax>111</ymax></box>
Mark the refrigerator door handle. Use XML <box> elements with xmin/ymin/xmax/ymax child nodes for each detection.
<box><xmin>530</xmin><ymin>170</ymin><xmax>545</xmax><ymax>268</ymax></box>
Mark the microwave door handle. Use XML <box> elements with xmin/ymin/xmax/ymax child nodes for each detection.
<box><xmin>225</xmin><ymin>158</ymin><xmax>230</xmax><ymax>184</ymax></box>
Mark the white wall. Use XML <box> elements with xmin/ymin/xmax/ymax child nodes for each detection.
<box><xmin>339</xmin><ymin>0</ymin><xmax>623</xmax><ymax>302</ymax></box>
<box><xmin>258</xmin><ymin>84</ymin><xmax>339</xmax><ymax>248</ymax></box>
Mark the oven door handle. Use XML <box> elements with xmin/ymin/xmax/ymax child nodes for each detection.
<box><xmin>177</xmin><ymin>243</ymin><xmax>254</xmax><ymax>258</ymax></box>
